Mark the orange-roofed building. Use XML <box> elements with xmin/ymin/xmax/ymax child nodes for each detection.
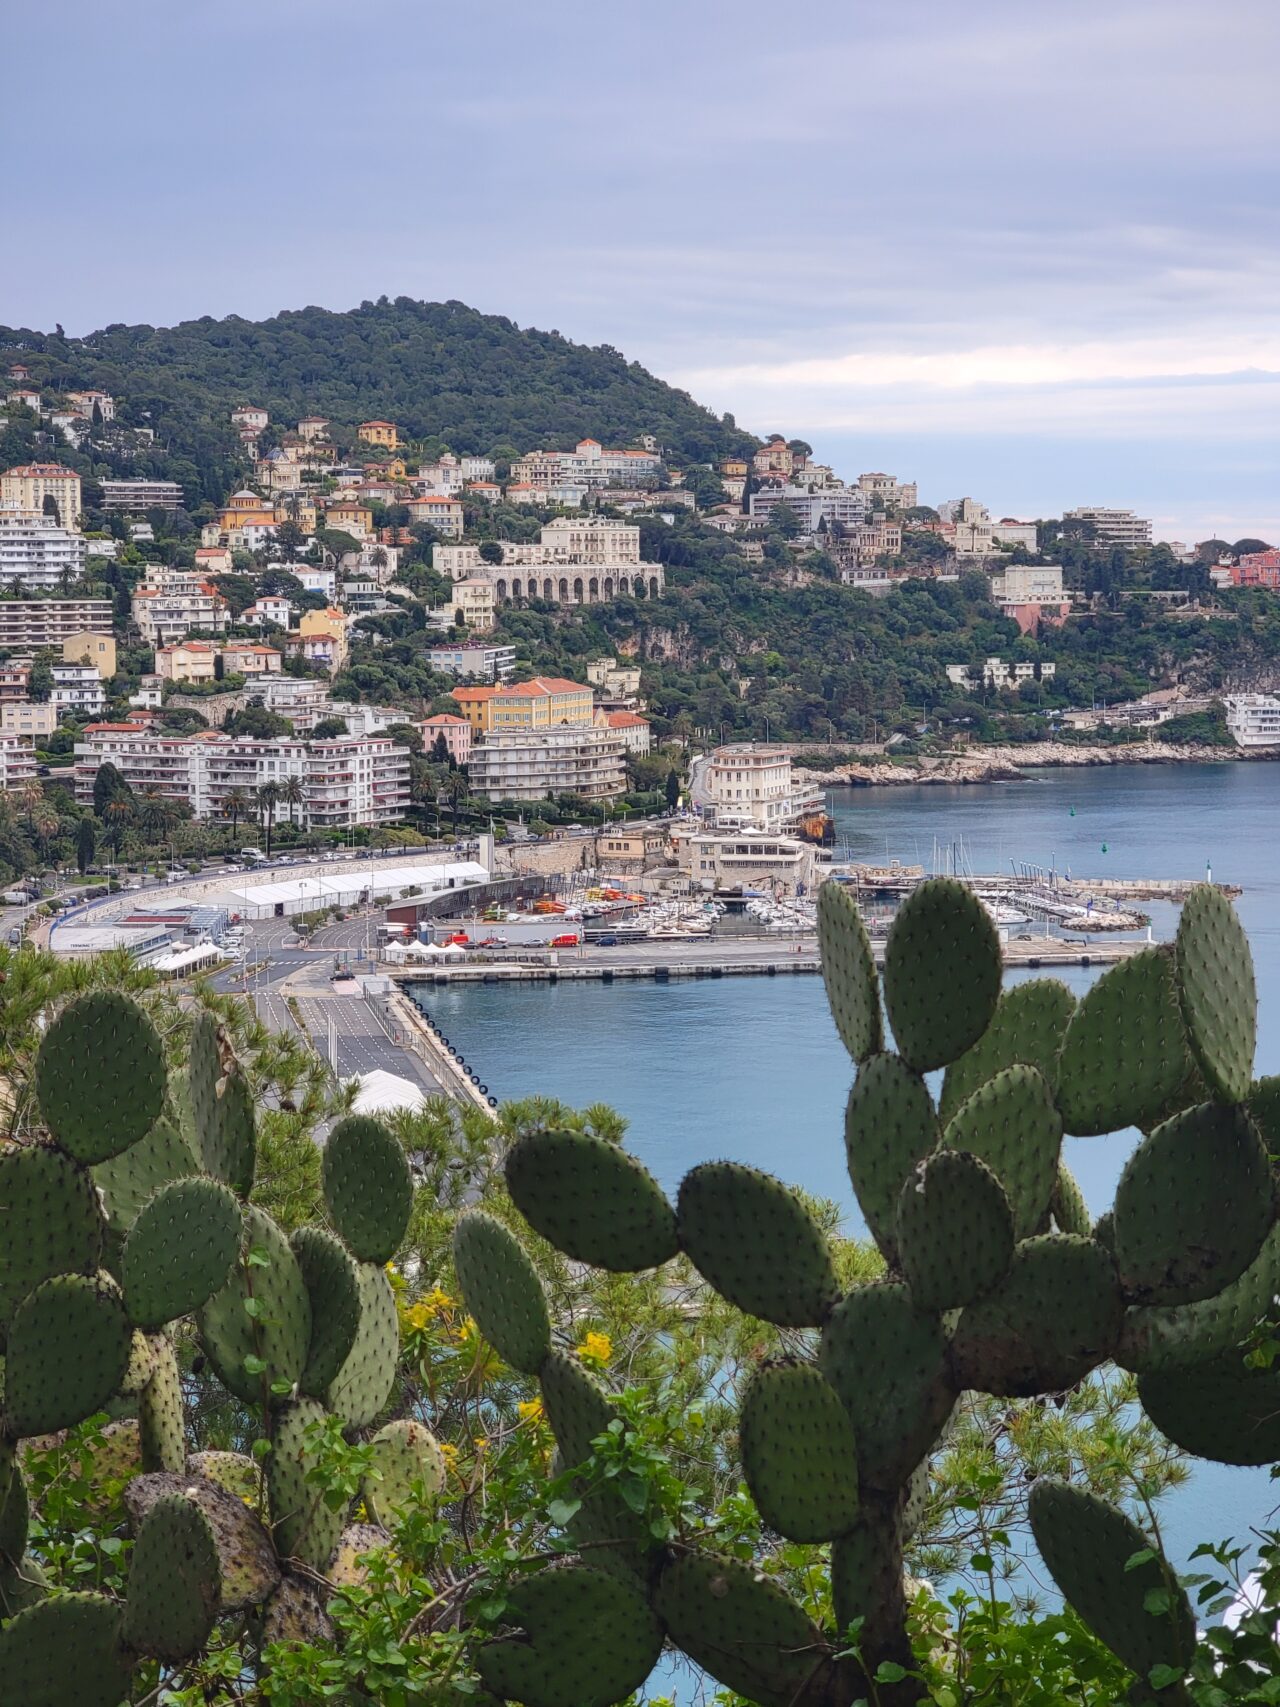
<box><xmin>603</xmin><ymin>709</ymin><xmax>652</xmax><ymax>755</ymax></box>
<box><xmin>358</xmin><ymin>420</ymin><xmax>398</xmax><ymax>448</ymax></box>
<box><xmin>420</xmin><ymin>712</ymin><xmax>472</xmax><ymax>763</ymax></box>
<box><xmin>452</xmin><ymin>684</ymin><xmax>498</xmax><ymax>736</ymax></box>
<box><xmin>464</xmin><ymin>676</ymin><xmax>595</xmax><ymax>736</ymax></box>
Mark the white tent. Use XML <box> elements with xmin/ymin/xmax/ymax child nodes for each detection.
<box><xmin>346</xmin><ymin>1068</ymin><xmax>427</xmax><ymax>1115</ymax></box>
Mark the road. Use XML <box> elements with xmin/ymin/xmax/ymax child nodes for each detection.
<box><xmin>294</xmin><ymin>993</ymin><xmax>447</xmax><ymax>1095</ymax></box>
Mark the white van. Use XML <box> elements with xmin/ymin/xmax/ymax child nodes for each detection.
<box><xmin>240</xmin><ymin>848</ymin><xmax>268</xmax><ymax>864</ymax></box>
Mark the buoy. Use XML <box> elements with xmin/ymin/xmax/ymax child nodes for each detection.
<box><xmin>1101</xmin><ymin>842</ymin><xmax>1108</xmax><ymax>853</ymax></box>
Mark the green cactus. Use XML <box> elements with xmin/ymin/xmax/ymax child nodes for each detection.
<box><xmin>91</xmin><ymin>1117</ymin><xmax>196</xmax><ymax>1241</ymax></box>
<box><xmin>504</xmin><ymin>1126</ymin><xmax>678</xmax><ymax>1271</ymax></box>
<box><xmin>676</xmin><ymin>1160</ymin><xmax>840</xmax><ymax>1326</ymax></box>
<box><xmin>843</xmin><ymin>1052</ymin><xmax>938</xmax><ymax>1264</ymax></box>
<box><xmin>33</xmin><ymin>991</ymin><xmax>166</xmax><ymax>1164</ymax></box>
<box><xmin>121</xmin><ymin>1175</ymin><xmax>243</xmax><ymax>1329</ymax></box>
<box><xmin>269</xmin><ymin>1398</ymin><xmax>346</xmax><ymax>1570</ymax></box>
<box><xmin>363</xmin><ymin>1418</ymin><xmax>446</xmax><ymax>1525</ymax></box>
<box><xmin>197</xmin><ymin>1204</ymin><xmax>312</xmax><ymax>1406</ymax></box>
<box><xmin>1112</xmin><ymin>1100</ymin><xmax>1273</xmax><ymax>1305</ymax></box>
<box><xmin>1028</xmin><ymin>1480</ymin><xmax>1194</xmax><ymax>1683</ymax></box>
<box><xmin>895</xmin><ymin>1149</ymin><xmax>1014</xmax><ymax>1312</ymax></box>
<box><xmin>0</xmin><ymin>1591</ymin><xmax>135</xmax><ymax>1707</ymax></box>
<box><xmin>1056</xmin><ymin>946</ymin><xmax>1195</xmax><ymax>1135</ymax></box>
<box><xmin>122</xmin><ymin>1492</ymin><xmax>221</xmax><ymax>1663</ymax></box>
<box><xmin>1117</xmin><ymin>1217</ymin><xmax>1280</xmax><ymax>1373</ymax></box>
<box><xmin>452</xmin><ymin>1210</ymin><xmax>551</xmax><ymax>1375</ymax></box>
<box><xmin>939</xmin><ymin>977</ymin><xmax>1076</xmax><ymax>1123</ymax></box>
<box><xmin>1138</xmin><ymin>1355</ymin><xmax>1280</xmax><ymax>1465</ymax></box>
<box><xmin>0</xmin><ymin>1453</ymin><xmax>26</xmax><ymax>1568</ymax></box>
<box><xmin>324</xmin><ymin>1259</ymin><xmax>400</xmax><ymax>1428</ymax></box>
<box><xmin>476</xmin><ymin>1567</ymin><xmax>664</xmax><ymax>1707</ymax></box>
<box><xmin>817</xmin><ymin>879</ymin><xmax>883</xmax><ymax>1063</ymax></box>
<box><xmin>126</xmin><ymin>1470</ymin><xmax>281</xmax><ymax>1612</ymax></box>
<box><xmin>1174</xmin><ymin>882</ymin><xmax>1256</xmax><ymax>1102</ymax></box>
<box><xmin>1050</xmin><ymin>1161</ymin><xmax>1091</xmax><ymax>1237</ymax></box>
<box><xmin>0</xmin><ymin>1145</ymin><xmax>103</xmax><ymax>1339</ymax></box>
<box><xmin>739</xmin><ymin>1359</ymin><xmax>860</xmax><ymax>1541</ymax></box>
<box><xmin>290</xmin><ymin>1225</ymin><xmax>362</xmax><ymax>1396</ymax></box>
<box><xmin>138</xmin><ymin>1336</ymin><xmax>186</xmax><ymax>1472</ymax></box>
<box><xmin>941</xmin><ymin>1063</ymin><xmax>1061</xmax><ymax>1240</ymax></box>
<box><xmin>5</xmin><ymin>1272</ymin><xmax>132</xmax><ymax>1436</ymax></box>
<box><xmin>322</xmin><ymin>1114</ymin><xmax>413</xmax><ymax>1263</ymax></box>
<box><xmin>881</xmin><ymin>876</ymin><xmax>1002</xmax><ymax>1071</ymax></box>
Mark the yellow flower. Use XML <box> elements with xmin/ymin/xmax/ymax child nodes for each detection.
<box><xmin>517</xmin><ymin>1398</ymin><xmax>545</xmax><ymax>1423</ymax></box>
<box><xmin>422</xmin><ymin>1286</ymin><xmax>454</xmax><ymax>1314</ymax></box>
<box><xmin>438</xmin><ymin>1441</ymin><xmax>459</xmax><ymax>1471</ymax></box>
<box><xmin>576</xmin><ymin>1331</ymin><xmax>612</xmax><ymax>1368</ymax></box>
<box><xmin>473</xmin><ymin>1436</ymin><xmax>489</xmax><ymax>1451</ymax></box>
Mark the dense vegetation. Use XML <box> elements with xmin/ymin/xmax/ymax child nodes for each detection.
<box><xmin>0</xmin><ymin>298</ymin><xmax>757</xmax><ymax>507</ymax></box>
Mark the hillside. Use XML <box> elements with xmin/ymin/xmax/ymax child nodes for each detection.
<box><xmin>0</xmin><ymin>297</ymin><xmax>757</xmax><ymax>474</ymax></box>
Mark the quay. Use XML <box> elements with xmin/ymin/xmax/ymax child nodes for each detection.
<box><xmin>843</xmin><ymin>864</ymin><xmax>1239</xmax><ymax>903</ymax></box>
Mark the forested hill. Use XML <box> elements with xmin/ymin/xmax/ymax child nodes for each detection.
<box><xmin>0</xmin><ymin>297</ymin><xmax>757</xmax><ymax>465</ymax></box>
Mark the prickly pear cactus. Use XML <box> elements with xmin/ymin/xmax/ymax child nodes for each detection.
<box><xmin>446</xmin><ymin>877</ymin><xmax>1278</xmax><ymax>1705</ymax></box>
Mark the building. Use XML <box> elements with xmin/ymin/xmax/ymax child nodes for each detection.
<box><xmin>0</xmin><ymin>503</ymin><xmax>87</xmax><ymax>587</ymax></box>
<box><xmin>426</xmin><ymin>642</ymin><xmax>517</xmax><ymax>682</ymax></box>
<box><xmin>1063</xmin><ymin>507</ymin><xmax>1153</xmax><ymax>548</ymax></box>
<box><xmin>0</xmin><ymin>701</ymin><xmax>57</xmax><ymax>738</ymax></box>
<box><xmin>325</xmin><ymin>701</ymin><xmax>413</xmax><ymax>738</ymax></box>
<box><xmin>231</xmin><ymin>406</ymin><xmax>268</xmax><ymax>433</ymax></box>
<box><xmin>469</xmin><ymin>724</ymin><xmax>626</xmax><ymax>802</ymax></box>
<box><xmin>447</xmin><ymin>578</ymin><xmax>496</xmax><ymax>632</ymax></box>
<box><xmin>947</xmin><ymin>658</ymin><xmax>1057</xmax><ymax>691</ymax></box>
<box><xmin>194</xmin><ymin>546</ymin><xmax>233</xmax><ymax>576</ymax></box>
<box><xmin>1225</xmin><ymin>694</ymin><xmax>1280</xmax><ymax>748</ymax></box>
<box><xmin>1</xmin><ymin>464</ymin><xmax>82</xmax><ymax>531</ymax></box>
<box><xmin>678</xmin><ymin>830</ymin><xmax>817</xmax><ymax>896</ymax></box>
<box><xmin>99</xmin><ymin>480</ymin><xmax>185</xmax><ymax>512</ymax></box>
<box><xmin>221</xmin><ymin>642</ymin><xmax>282</xmax><ymax>678</ymax></box>
<box><xmin>460</xmin><ymin>676</ymin><xmax>595</xmax><ymax>736</ymax></box>
<box><xmin>298</xmin><ymin>416</ymin><xmax>330</xmax><ymax>443</ymax></box>
<box><xmin>242</xmin><ymin>596</ymin><xmax>295</xmax><ymax>629</ymax></box>
<box><xmin>752</xmin><ymin>436</ymin><xmax>795</xmax><ymax>478</ymax></box>
<box><xmin>155</xmin><ymin>642</ymin><xmax>218</xmax><ymax>684</ymax></box>
<box><xmin>257</xmin><ymin>676</ymin><xmax>332</xmax><ymax>731</ymax></box>
<box><xmin>695</xmin><ymin>744</ymin><xmax>825</xmax><ymax>833</ymax></box>
<box><xmin>73</xmin><ymin>727</ymin><xmax>411</xmax><ymax>825</ymax></box>
<box><xmin>0</xmin><ymin>662</ymin><xmax>30</xmax><ymax>700</ymax></box>
<box><xmin>988</xmin><ymin>563</ymin><xmax>1066</xmax><ymax>603</ymax></box>
<box><xmin>0</xmin><ymin>736</ymin><xmax>38</xmax><ymax>792</ymax></box>
<box><xmin>324</xmin><ymin>499</ymin><xmax>374</xmax><ymax>539</ymax></box>
<box><xmin>357</xmin><ymin>421</ymin><xmax>398</xmax><ymax>448</ymax></box>
<box><xmin>856</xmin><ymin>472</ymin><xmax>918</xmax><ymax>513</ymax></box>
<box><xmin>420</xmin><ymin>713</ymin><xmax>472</xmax><ymax>763</ymax></box>
<box><xmin>510</xmin><ymin>438</ymin><xmax>663</xmax><ymax>492</ymax></box>
<box><xmin>217</xmin><ymin>489</ymin><xmax>277</xmax><ymax>537</ymax></box>
<box><xmin>586</xmin><ymin>657</ymin><xmax>643</xmax><ymax>699</ymax></box>
<box><xmin>132</xmin><ymin>585</ymin><xmax>230</xmax><ymax>645</ymax></box>
<box><xmin>287</xmin><ymin>608</ymin><xmax>349</xmax><ymax>672</ymax></box>
<box><xmin>604</xmin><ymin>710</ymin><xmax>651</xmax><ymax>754</ymax></box>
<box><xmin>0</xmin><ymin>599</ymin><xmax>114</xmax><ymax>650</ymax></box>
<box><xmin>991</xmin><ymin>519</ymin><xmax>1040</xmax><ymax>553</ymax></box>
<box><xmin>433</xmin><ymin>519</ymin><xmax>663</xmax><ymax>605</ymax></box>
<box><xmin>1227</xmin><ymin>549</ymin><xmax>1280</xmax><ymax>588</ymax></box>
<box><xmin>404</xmin><ymin>494</ymin><xmax>464</xmax><ymax>538</ymax></box>
<box><xmin>294</xmin><ymin>566</ymin><xmax>338</xmax><ymax>600</ymax></box>
<box><xmin>65</xmin><ymin>390</ymin><xmax>115</xmax><ymax>422</ymax></box>
<box><xmin>50</xmin><ymin>663</ymin><xmax>106</xmax><ymax>718</ymax></box>
<box><xmin>749</xmin><ymin>486</ymin><xmax>868</xmax><ymax>532</ymax></box>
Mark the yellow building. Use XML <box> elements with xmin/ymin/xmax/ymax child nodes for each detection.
<box><xmin>450</xmin><ymin>577</ymin><xmax>496</xmax><ymax>633</ymax></box>
<box><xmin>357</xmin><ymin>420</ymin><xmax>398</xmax><ymax>448</ymax></box>
<box><xmin>217</xmin><ymin>489</ymin><xmax>276</xmax><ymax>531</ymax></box>
<box><xmin>457</xmin><ymin>676</ymin><xmax>595</xmax><ymax>736</ymax></box>
<box><xmin>298</xmin><ymin>607</ymin><xmax>349</xmax><ymax>670</ymax></box>
<box><xmin>155</xmin><ymin>642</ymin><xmax>220</xmax><ymax>684</ymax></box>
<box><xmin>275</xmin><ymin>494</ymin><xmax>317</xmax><ymax>533</ymax></box>
<box><xmin>62</xmin><ymin>631</ymin><xmax>117</xmax><ymax>675</ymax></box>
<box><xmin>1</xmin><ymin>463</ymin><xmax>82</xmax><ymax>531</ymax></box>
<box><xmin>324</xmin><ymin>500</ymin><xmax>373</xmax><ymax>538</ymax></box>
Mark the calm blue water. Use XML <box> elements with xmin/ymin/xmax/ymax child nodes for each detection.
<box><xmin>413</xmin><ymin>764</ymin><xmax>1280</xmax><ymax>1571</ymax></box>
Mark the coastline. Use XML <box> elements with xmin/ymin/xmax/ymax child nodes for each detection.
<box><xmin>797</xmin><ymin>741</ymin><xmax>1271</xmax><ymax>789</ymax></box>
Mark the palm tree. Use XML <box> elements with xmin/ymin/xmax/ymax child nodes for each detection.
<box><xmin>256</xmin><ymin>782</ymin><xmax>281</xmax><ymax>856</ymax></box>
<box><xmin>103</xmin><ymin>797</ymin><xmax>132</xmax><ymax>858</ymax></box>
<box><xmin>222</xmin><ymin>786</ymin><xmax>251</xmax><ymax>842</ymax></box>
<box><xmin>279</xmin><ymin>775</ymin><xmax>305</xmax><ymax>830</ymax></box>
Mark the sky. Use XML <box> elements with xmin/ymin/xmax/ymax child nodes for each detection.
<box><xmin>4</xmin><ymin>0</ymin><xmax>1279</xmax><ymax>542</ymax></box>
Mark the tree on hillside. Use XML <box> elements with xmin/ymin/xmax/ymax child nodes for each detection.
<box><xmin>256</xmin><ymin>781</ymin><xmax>281</xmax><ymax>855</ymax></box>
<box><xmin>1233</xmin><ymin>537</ymin><xmax>1271</xmax><ymax>557</ymax></box>
<box><xmin>665</xmin><ymin>767</ymin><xmax>680</xmax><ymax>809</ymax></box>
<box><xmin>92</xmin><ymin>761</ymin><xmax>133</xmax><ymax>819</ymax></box>
<box><xmin>74</xmin><ymin>814</ymin><xmax>95</xmax><ymax>873</ymax></box>
<box><xmin>220</xmin><ymin>785</ymin><xmax>251</xmax><ymax>840</ymax></box>
<box><xmin>311</xmin><ymin>716</ymin><xmax>349</xmax><ymax>739</ymax></box>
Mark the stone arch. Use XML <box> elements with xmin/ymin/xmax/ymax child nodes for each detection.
<box><xmin>634</xmin><ymin>578</ymin><xmax>646</xmax><ymax>600</ymax></box>
<box><xmin>588</xmin><ymin>576</ymin><xmax>599</xmax><ymax>601</ymax></box>
<box><xmin>573</xmin><ymin>577</ymin><xmax>584</xmax><ymax>604</ymax></box>
<box><xmin>618</xmin><ymin>575</ymin><xmax>629</xmax><ymax>596</ymax></box>
<box><xmin>604</xmin><ymin>576</ymin><xmax>615</xmax><ymax>599</ymax></box>
<box><xmin>543</xmin><ymin>577</ymin><xmax>554</xmax><ymax>601</ymax></box>
<box><xmin>511</xmin><ymin>577</ymin><xmax>523</xmax><ymax>599</ymax></box>
<box><xmin>496</xmin><ymin>579</ymin><xmax>509</xmax><ymax>600</ymax></box>
<box><xmin>649</xmin><ymin>575</ymin><xmax>660</xmax><ymax>597</ymax></box>
<box><xmin>558</xmin><ymin>578</ymin><xmax>569</xmax><ymax>601</ymax></box>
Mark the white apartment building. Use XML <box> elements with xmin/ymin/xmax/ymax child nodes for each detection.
<box><xmin>0</xmin><ymin>599</ymin><xmax>114</xmax><ymax>649</ymax></box>
<box><xmin>469</xmin><ymin>725</ymin><xmax>627</xmax><ymax>801</ymax></box>
<box><xmin>991</xmin><ymin>519</ymin><xmax>1040</xmax><ymax>553</ymax></box>
<box><xmin>326</xmin><ymin>701</ymin><xmax>414</xmax><ymax>738</ymax></box>
<box><xmin>695</xmin><ymin>744</ymin><xmax>825</xmax><ymax>832</ymax></box>
<box><xmin>586</xmin><ymin>658</ymin><xmax>643</xmax><ymax>699</ymax></box>
<box><xmin>242</xmin><ymin>596</ymin><xmax>295</xmax><ymax>629</ymax></box>
<box><xmin>1063</xmin><ymin>507</ymin><xmax>1153</xmax><ymax>548</ymax></box>
<box><xmin>947</xmin><ymin>658</ymin><xmax>1057</xmax><ymax>690</ymax></box>
<box><xmin>426</xmin><ymin>642</ymin><xmax>517</xmax><ymax>682</ymax></box>
<box><xmin>99</xmin><ymin>480</ymin><xmax>185</xmax><ymax>512</ymax></box>
<box><xmin>0</xmin><ymin>735</ymin><xmax>38</xmax><ymax>791</ymax></box>
<box><xmin>293</xmin><ymin>566</ymin><xmax>338</xmax><ymax>600</ymax></box>
<box><xmin>679</xmin><ymin>830</ymin><xmax>817</xmax><ymax>897</ymax></box>
<box><xmin>510</xmin><ymin>439</ymin><xmax>663</xmax><ymax>491</ymax></box>
<box><xmin>72</xmin><ymin>728</ymin><xmax>411</xmax><ymax>825</ymax></box>
<box><xmin>0</xmin><ymin>504</ymin><xmax>87</xmax><ymax>588</ymax></box>
<box><xmin>132</xmin><ymin>586</ymin><xmax>230</xmax><ymax>645</ymax></box>
<box><xmin>257</xmin><ymin>676</ymin><xmax>332</xmax><ymax>731</ymax></box>
<box><xmin>749</xmin><ymin>486</ymin><xmax>868</xmax><ymax>531</ymax></box>
<box><xmin>1226</xmin><ymin>694</ymin><xmax>1280</xmax><ymax>748</ymax></box>
<box><xmin>50</xmin><ymin>663</ymin><xmax>106</xmax><ymax>718</ymax></box>
<box><xmin>988</xmin><ymin>563</ymin><xmax>1066</xmax><ymax>604</ymax></box>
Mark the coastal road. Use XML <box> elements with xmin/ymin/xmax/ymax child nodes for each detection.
<box><xmin>293</xmin><ymin>994</ymin><xmax>447</xmax><ymax>1095</ymax></box>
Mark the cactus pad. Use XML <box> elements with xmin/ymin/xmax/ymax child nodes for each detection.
<box><xmin>949</xmin><ymin>1234</ymin><xmax>1123</xmax><ymax>1396</ymax></box>
<box><xmin>677</xmin><ymin>1161</ymin><xmax>839</xmax><ymax>1326</ymax></box>
<box><xmin>123</xmin><ymin>1492</ymin><xmax>220</xmax><ymax>1663</ymax></box>
<box><xmin>126</xmin><ymin>1470</ymin><xmax>279</xmax><ymax>1612</ymax></box>
<box><xmin>0</xmin><ymin>1453</ymin><xmax>26</xmax><ymax>1566</ymax></box>
<box><xmin>260</xmin><ymin>1571</ymin><xmax>335</xmax><ymax>1645</ymax></box>
<box><xmin>831</xmin><ymin>1505</ymin><xmax>906</xmax><ymax>1642</ymax></box>
<box><xmin>34</xmin><ymin>992</ymin><xmax>165</xmax><ymax>1163</ymax></box>
<box><xmin>539</xmin><ymin>1356</ymin><xmax>657</xmax><ymax>1583</ymax></box>
<box><xmin>1139</xmin><ymin>1355</ymin><xmax>1280</xmax><ymax>1465</ymax></box>
<box><xmin>1029</xmin><ymin>1480</ymin><xmax>1194</xmax><ymax>1682</ymax></box>
<box><xmin>820</xmin><ymin>1282</ymin><xmax>953</xmax><ymax>1490</ymax></box>
<box><xmin>91</xmin><ymin>1118</ymin><xmax>198</xmax><ymax>1240</ymax></box>
<box><xmin>363</xmin><ymin>1418</ymin><xmax>445</xmax><ymax>1524</ymax></box>
<box><xmin>881</xmin><ymin>878</ymin><xmax>1002</xmax><ymax>1072</ymax></box>
<box><xmin>189</xmin><ymin>1450</ymin><xmax>262</xmax><ymax>1503</ymax></box>
<box><xmin>290</xmin><ymin>1225</ymin><xmax>361</xmax><ymax>1396</ymax></box>
<box><xmin>1056</xmin><ymin>947</ymin><xmax>1192</xmax><ymax>1136</ymax></box>
<box><xmin>0</xmin><ymin>1592</ymin><xmax>134</xmax><ymax>1707</ymax></box>
<box><xmin>138</xmin><ymin>1338</ymin><xmax>186</xmax><ymax>1471</ymax></box>
<box><xmin>0</xmin><ymin>1554</ymin><xmax>48</xmax><ymax>1620</ymax></box>
<box><xmin>652</xmin><ymin>1553</ymin><xmax>829</xmax><ymax>1707</ymax></box>
<box><xmin>324</xmin><ymin>1259</ymin><xmax>399</xmax><ymax>1427</ymax></box>
<box><xmin>1112</xmin><ymin>1102</ymin><xmax>1273</xmax><ymax>1306</ymax></box>
<box><xmin>0</xmin><ymin>1143</ymin><xmax>103</xmax><ymax>1335</ymax></box>
<box><xmin>452</xmin><ymin>1211</ymin><xmax>551</xmax><ymax>1374</ymax></box>
<box><xmin>328</xmin><ymin>1521</ymin><xmax>390</xmax><ymax>1588</ymax></box>
<box><xmin>740</xmin><ymin>1359</ymin><xmax>860</xmax><ymax>1542</ymax></box>
<box><xmin>206</xmin><ymin>1066</ymin><xmax>257</xmax><ymax>1199</ymax></box>
<box><xmin>504</xmin><ymin>1127</ymin><xmax>677</xmax><ymax>1272</ymax></box>
<box><xmin>477</xmin><ymin>1566</ymin><xmax>664</xmax><ymax>1707</ymax></box>
<box><xmin>896</xmin><ymin>1150</ymin><xmax>1015</xmax><ymax>1312</ymax></box>
<box><xmin>197</xmin><ymin>1204</ymin><xmax>311</xmax><ymax>1407</ymax></box>
<box><xmin>941</xmin><ymin>1064</ymin><xmax>1061</xmax><ymax>1241</ymax></box>
<box><xmin>940</xmin><ymin>978</ymin><xmax>1076</xmax><ymax>1124</ymax></box>
<box><xmin>122</xmin><ymin>1176</ymin><xmax>242</xmax><ymax>1330</ymax></box>
<box><xmin>1175</xmin><ymin>884</ymin><xmax>1255</xmax><ymax>1103</ymax></box>
<box><xmin>321</xmin><ymin>1115</ymin><xmax>413</xmax><ymax>1263</ymax></box>
<box><xmin>843</xmin><ymin>1052</ymin><xmax>939</xmax><ymax>1263</ymax></box>
<box><xmin>1118</xmin><ymin>1217</ymin><xmax>1280</xmax><ymax>1373</ymax></box>
<box><xmin>269</xmin><ymin>1398</ymin><xmax>345</xmax><ymax>1570</ymax></box>
<box><xmin>817</xmin><ymin>880</ymin><xmax>883</xmax><ymax>1063</ymax></box>
<box><xmin>1050</xmin><ymin>1162</ymin><xmax>1091</xmax><ymax>1237</ymax></box>
<box><xmin>5</xmin><ymin>1273</ymin><xmax>131</xmax><ymax>1435</ymax></box>
<box><xmin>539</xmin><ymin>1349</ymin><xmax>615</xmax><ymax>1467</ymax></box>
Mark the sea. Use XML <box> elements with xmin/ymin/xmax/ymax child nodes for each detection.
<box><xmin>409</xmin><ymin>762</ymin><xmax>1280</xmax><ymax>1578</ymax></box>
